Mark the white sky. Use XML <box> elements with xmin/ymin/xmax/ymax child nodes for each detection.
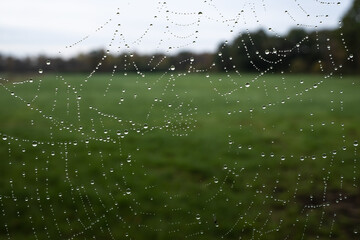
<box><xmin>0</xmin><ymin>0</ymin><xmax>354</xmax><ymax>57</ymax></box>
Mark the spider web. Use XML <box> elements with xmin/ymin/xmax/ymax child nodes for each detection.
<box><xmin>0</xmin><ymin>0</ymin><xmax>359</xmax><ymax>239</ymax></box>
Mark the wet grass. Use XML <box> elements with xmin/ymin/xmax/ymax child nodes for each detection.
<box><xmin>0</xmin><ymin>73</ymin><xmax>359</xmax><ymax>239</ymax></box>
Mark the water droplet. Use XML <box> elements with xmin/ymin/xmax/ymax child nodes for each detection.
<box><xmin>32</xmin><ymin>141</ymin><xmax>38</xmax><ymax>147</ymax></box>
<box><xmin>170</xmin><ymin>65</ymin><xmax>175</xmax><ymax>71</ymax></box>
<box><xmin>46</xmin><ymin>60</ymin><xmax>51</xmax><ymax>65</ymax></box>
<box><xmin>245</xmin><ymin>82</ymin><xmax>250</xmax><ymax>88</ymax></box>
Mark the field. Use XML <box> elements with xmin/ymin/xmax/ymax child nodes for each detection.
<box><xmin>0</xmin><ymin>73</ymin><xmax>359</xmax><ymax>239</ymax></box>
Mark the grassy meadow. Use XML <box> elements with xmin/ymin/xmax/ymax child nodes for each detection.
<box><xmin>0</xmin><ymin>73</ymin><xmax>359</xmax><ymax>239</ymax></box>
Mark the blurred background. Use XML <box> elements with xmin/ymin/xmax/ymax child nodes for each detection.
<box><xmin>0</xmin><ymin>0</ymin><xmax>359</xmax><ymax>239</ymax></box>
<box><xmin>1</xmin><ymin>0</ymin><xmax>359</xmax><ymax>73</ymax></box>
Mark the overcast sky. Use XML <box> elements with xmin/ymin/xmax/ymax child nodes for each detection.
<box><xmin>0</xmin><ymin>0</ymin><xmax>353</xmax><ymax>57</ymax></box>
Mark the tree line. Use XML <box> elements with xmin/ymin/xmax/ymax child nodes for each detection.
<box><xmin>1</xmin><ymin>0</ymin><xmax>359</xmax><ymax>74</ymax></box>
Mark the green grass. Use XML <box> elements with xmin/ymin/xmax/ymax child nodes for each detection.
<box><xmin>0</xmin><ymin>73</ymin><xmax>359</xmax><ymax>239</ymax></box>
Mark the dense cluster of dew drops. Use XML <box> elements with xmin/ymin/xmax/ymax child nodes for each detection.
<box><xmin>0</xmin><ymin>0</ymin><xmax>359</xmax><ymax>239</ymax></box>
